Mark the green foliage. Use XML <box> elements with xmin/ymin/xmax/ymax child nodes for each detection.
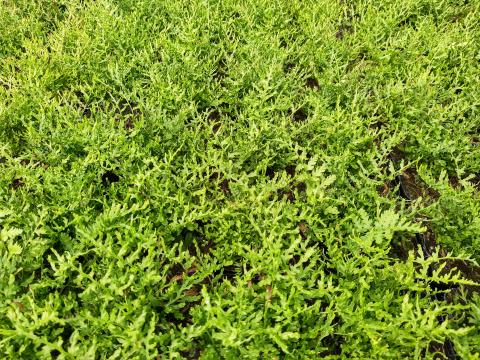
<box><xmin>1</xmin><ymin>0</ymin><xmax>479</xmax><ymax>358</ymax></box>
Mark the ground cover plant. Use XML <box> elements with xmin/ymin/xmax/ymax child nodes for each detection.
<box><xmin>1</xmin><ymin>0</ymin><xmax>480</xmax><ymax>358</ymax></box>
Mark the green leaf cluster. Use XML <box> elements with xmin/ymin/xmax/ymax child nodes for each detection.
<box><xmin>1</xmin><ymin>0</ymin><xmax>479</xmax><ymax>358</ymax></box>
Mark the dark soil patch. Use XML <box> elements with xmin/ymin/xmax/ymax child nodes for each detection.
<box><xmin>448</xmin><ymin>176</ymin><xmax>461</xmax><ymax>189</ymax></box>
<box><xmin>395</xmin><ymin>168</ymin><xmax>440</xmax><ymax>204</ymax></box>
<box><xmin>265</xmin><ymin>164</ymin><xmax>296</xmax><ymax>180</ymax></box>
<box><xmin>1</xmin><ymin>81</ymin><xmax>11</xmax><ymax>91</ymax></box>
<box><xmin>319</xmin><ymin>334</ymin><xmax>344</xmax><ymax>357</ymax></box>
<box><xmin>387</xmin><ymin>145</ymin><xmax>406</xmax><ymax>164</ymax></box>
<box><xmin>208</xmin><ymin>109</ymin><xmax>222</xmax><ymax>133</ymax></box>
<box><xmin>296</xmin><ymin>181</ymin><xmax>306</xmax><ymax>193</ymax></box>
<box><xmin>60</xmin><ymin>324</ymin><xmax>74</xmax><ymax>345</ymax></box>
<box><xmin>212</xmin><ymin>122</ymin><xmax>221</xmax><ymax>134</ymax></box>
<box><xmin>283</xmin><ymin>62</ymin><xmax>297</xmax><ymax>73</ymax></box>
<box><xmin>370</xmin><ymin>119</ymin><xmax>387</xmax><ymax>135</ymax></box>
<box><xmin>11</xmin><ymin>178</ymin><xmax>24</xmax><ymax>189</ymax></box>
<box><xmin>471</xmin><ymin>173</ymin><xmax>480</xmax><ymax>190</ymax></box>
<box><xmin>247</xmin><ymin>273</ymin><xmax>263</xmax><ymax>287</ymax></box>
<box><xmin>179</xmin><ymin>220</ymin><xmax>218</xmax><ymax>257</ymax></box>
<box><xmin>83</xmin><ymin>107</ymin><xmax>92</xmax><ymax>119</ymax></box>
<box><xmin>277</xmin><ymin>188</ymin><xmax>296</xmax><ymax>203</ymax></box>
<box><xmin>305</xmin><ymin>77</ymin><xmax>320</xmax><ymax>89</ymax></box>
<box><xmin>391</xmin><ymin>164</ymin><xmax>480</xmax><ymax>359</ymax></box>
<box><xmin>219</xmin><ymin>178</ymin><xmax>230</xmax><ymax>194</ymax></box>
<box><xmin>289</xmin><ymin>254</ymin><xmax>301</xmax><ymax>266</ymax></box>
<box><xmin>124</xmin><ymin>118</ymin><xmax>134</xmax><ymax>130</ymax></box>
<box><xmin>73</xmin><ymin>91</ymin><xmax>93</xmax><ymax>119</ymax></box>
<box><xmin>213</xmin><ymin>58</ymin><xmax>228</xmax><ymax>82</ymax></box>
<box><xmin>298</xmin><ymin>222</ymin><xmax>308</xmax><ymax>240</ymax></box>
<box><xmin>384</xmin><ymin>146</ymin><xmax>479</xmax><ymax>359</ymax></box>
<box><xmin>389</xmin><ymin>235</ymin><xmax>415</xmax><ymax>261</ymax></box>
<box><xmin>276</xmin><ymin>181</ymin><xmax>306</xmax><ymax>204</ymax></box>
<box><xmin>101</xmin><ymin>171</ymin><xmax>120</xmax><ymax>187</ymax></box>
<box><xmin>211</xmin><ymin>264</ymin><xmax>238</xmax><ymax>283</ymax></box>
<box><xmin>114</xmin><ymin>99</ymin><xmax>141</xmax><ymax>130</ymax></box>
<box><xmin>209</xmin><ymin>171</ymin><xmax>231</xmax><ymax>195</ymax></box>
<box><xmin>164</xmin><ymin>301</ymin><xmax>198</xmax><ymax>328</ymax></box>
<box><xmin>376</xmin><ymin>182</ymin><xmax>392</xmax><ymax>197</ymax></box>
<box><xmin>292</xmin><ymin>108</ymin><xmax>308</xmax><ymax>122</ymax></box>
<box><xmin>207</xmin><ymin>109</ymin><xmax>220</xmax><ymax>121</ymax></box>
<box><xmin>201</xmin><ymin>103</ymin><xmax>234</xmax><ymax>134</ymax></box>
<box><xmin>266</xmin><ymin>166</ymin><xmax>276</xmax><ymax>179</ymax></box>
<box><xmin>428</xmin><ymin>340</ymin><xmax>457</xmax><ymax>360</ymax></box>
<box><xmin>285</xmin><ymin>164</ymin><xmax>296</xmax><ymax>177</ymax></box>
<box><xmin>437</xmin><ymin>258</ymin><xmax>480</xmax><ymax>294</ymax></box>
<box><xmin>167</xmin><ymin>263</ymin><xmax>187</xmax><ymax>283</ymax></box>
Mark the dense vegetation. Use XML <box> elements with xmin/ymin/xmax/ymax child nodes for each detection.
<box><xmin>1</xmin><ymin>0</ymin><xmax>479</xmax><ymax>358</ymax></box>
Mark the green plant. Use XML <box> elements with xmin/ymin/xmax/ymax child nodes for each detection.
<box><xmin>1</xmin><ymin>0</ymin><xmax>479</xmax><ymax>358</ymax></box>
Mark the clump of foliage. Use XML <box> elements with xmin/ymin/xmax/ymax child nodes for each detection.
<box><xmin>1</xmin><ymin>0</ymin><xmax>480</xmax><ymax>358</ymax></box>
